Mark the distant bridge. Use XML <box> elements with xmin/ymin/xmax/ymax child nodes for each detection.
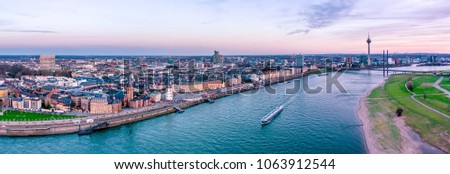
<box><xmin>366</xmin><ymin>68</ymin><xmax>450</xmax><ymax>76</ymax></box>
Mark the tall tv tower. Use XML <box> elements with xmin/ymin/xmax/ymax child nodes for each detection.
<box><xmin>367</xmin><ymin>33</ymin><xmax>372</xmax><ymax>66</ymax></box>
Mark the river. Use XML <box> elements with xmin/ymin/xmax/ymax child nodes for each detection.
<box><xmin>0</xmin><ymin>67</ymin><xmax>446</xmax><ymax>153</ymax></box>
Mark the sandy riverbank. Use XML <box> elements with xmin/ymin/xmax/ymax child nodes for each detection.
<box><xmin>356</xmin><ymin>97</ymin><xmax>379</xmax><ymax>153</ymax></box>
<box><xmin>356</xmin><ymin>83</ymin><xmax>445</xmax><ymax>154</ymax></box>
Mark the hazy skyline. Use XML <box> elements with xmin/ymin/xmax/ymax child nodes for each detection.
<box><xmin>1</xmin><ymin>0</ymin><xmax>450</xmax><ymax>55</ymax></box>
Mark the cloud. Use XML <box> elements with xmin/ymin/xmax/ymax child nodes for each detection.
<box><xmin>201</xmin><ymin>19</ymin><xmax>221</xmax><ymax>25</ymax></box>
<box><xmin>0</xmin><ymin>29</ymin><xmax>57</xmax><ymax>33</ymax></box>
<box><xmin>0</xmin><ymin>19</ymin><xmax>13</xmax><ymax>26</ymax></box>
<box><xmin>198</xmin><ymin>0</ymin><xmax>227</xmax><ymax>6</ymax></box>
<box><xmin>305</xmin><ymin>0</ymin><xmax>357</xmax><ymax>29</ymax></box>
<box><xmin>286</xmin><ymin>0</ymin><xmax>357</xmax><ymax>35</ymax></box>
<box><xmin>287</xmin><ymin>29</ymin><xmax>310</xmax><ymax>35</ymax></box>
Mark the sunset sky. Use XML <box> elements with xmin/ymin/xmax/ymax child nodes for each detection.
<box><xmin>1</xmin><ymin>0</ymin><xmax>450</xmax><ymax>55</ymax></box>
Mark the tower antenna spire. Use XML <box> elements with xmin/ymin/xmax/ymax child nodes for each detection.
<box><xmin>367</xmin><ymin>33</ymin><xmax>372</xmax><ymax>66</ymax></box>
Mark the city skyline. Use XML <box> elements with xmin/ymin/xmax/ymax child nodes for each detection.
<box><xmin>1</xmin><ymin>0</ymin><xmax>450</xmax><ymax>55</ymax></box>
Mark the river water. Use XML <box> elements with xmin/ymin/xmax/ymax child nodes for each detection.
<box><xmin>0</xmin><ymin>67</ymin><xmax>446</xmax><ymax>154</ymax></box>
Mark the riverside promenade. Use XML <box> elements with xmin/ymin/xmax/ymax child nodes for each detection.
<box><xmin>0</xmin><ymin>73</ymin><xmax>303</xmax><ymax>136</ymax></box>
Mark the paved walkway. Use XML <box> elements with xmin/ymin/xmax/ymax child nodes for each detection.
<box><xmin>432</xmin><ymin>77</ymin><xmax>450</xmax><ymax>97</ymax></box>
<box><xmin>405</xmin><ymin>77</ymin><xmax>450</xmax><ymax>119</ymax></box>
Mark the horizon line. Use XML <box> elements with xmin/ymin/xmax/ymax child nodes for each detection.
<box><xmin>1</xmin><ymin>52</ymin><xmax>450</xmax><ymax>57</ymax></box>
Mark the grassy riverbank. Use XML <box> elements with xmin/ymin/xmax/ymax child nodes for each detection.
<box><xmin>365</xmin><ymin>74</ymin><xmax>450</xmax><ymax>153</ymax></box>
<box><xmin>0</xmin><ymin>110</ymin><xmax>80</xmax><ymax>122</ymax></box>
<box><xmin>366</xmin><ymin>86</ymin><xmax>403</xmax><ymax>153</ymax></box>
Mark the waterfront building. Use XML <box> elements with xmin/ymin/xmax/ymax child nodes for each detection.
<box><xmin>70</xmin><ymin>93</ymin><xmax>83</xmax><ymax>108</ymax></box>
<box><xmin>124</xmin><ymin>73</ymin><xmax>135</xmax><ymax>107</ymax></box>
<box><xmin>165</xmin><ymin>86</ymin><xmax>174</xmax><ymax>101</ymax></box>
<box><xmin>203</xmin><ymin>80</ymin><xmax>225</xmax><ymax>90</ymax></box>
<box><xmin>19</xmin><ymin>97</ymin><xmax>42</xmax><ymax>111</ymax></box>
<box><xmin>2</xmin><ymin>97</ymin><xmax>12</xmax><ymax>108</ymax></box>
<box><xmin>23</xmin><ymin>98</ymin><xmax>30</xmax><ymax>109</ymax></box>
<box><xmin>110</xmin><ymin>100</ymin><xmax>122</xmax><ymax>113</ymax></box>
<box><xmin>150</xmin><ymin>92</ymin><xmax>161</xmax><ymax>103</ymax></box>
<box><xmin>125</xmin><ymin>86</ymin><xmax>134</xmax><ymax>106</ymax></box>
<box><xmin>12</xmin><ymin>98</ymin><xmax>23</xmax><ymax>109</ymax></box>
<box><xmin>81</xmin><ymin>97</ymin><xmax>91</xmax><ymax>113</ymax></box>
<box><xmin>226</xmin><ymin>77</ymin><xmax>242</xmax><ymax>86</ymax></box>
<box><xmin>129</xmin><ymin>99</ymin><xmax>138</xmax><ymax>108</ymax></box>
<box><xmin>213</xmin><ymin>50</ymin><xmax>224</xmax><ymax>64</ymax></box>
<box><xmin>0</xmin><ymin>87</ymin><xmax>8</xmax><ymax>98</ymax></box>
<box><xmin>40</xmin><ymin>55</ymin><xmax>56</xmax><ymax>71</ymax></box>
<box><xmin>129</xmin><ymin>98</ymin><xmax>143</xmax><ymax>109</ymax></box>
<box><xmin>143</xmin><ymin>97</ymin><xmax>151</xmax><ymax>106</ymax></box>
<box><xmin>55</xmin><ymin>97</ymin><xmax>72</xmax><ymax>112</ymax></box>
<box><xmin>250</xmin><ymin>74</ymin><xmax>259</xmax><ymax>82</ymax></box>
<box><xmin>30</xmin><ymin>98</ymin><xmax>42</xmax><ymax>110</ymax></box>
<box><xmin>90</xmin><ymin>97</ymin><xmax>111</xmax><ymax>114</ymax></box>
<box><xmin>177</xmin><ymin>83</ymin><xmax>204</xmax><ymax>93</ymax></box>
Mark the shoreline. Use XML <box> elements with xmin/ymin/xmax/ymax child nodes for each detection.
<box><xmin>356</xmin><ymin>83</ymin><xmax>383</xmax><ymax>154</ymax></box>
<box><xmin>0</xmin><ymin>73</ymin><xmax>306</xmax><ymax>136</ymax></box>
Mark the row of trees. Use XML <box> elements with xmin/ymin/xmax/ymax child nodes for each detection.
<box><xmin>0</xmin><ymin>64</ymin><xmax>72</xmax><ymax>78</ymax></box>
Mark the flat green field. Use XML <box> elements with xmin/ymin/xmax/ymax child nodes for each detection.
<box><xmin>439</xmin><ymin>77</ymin><xmax>450</xmax><ymax>85</ymax></box>
<box><xmin>417</xmin><ymin>94</ymin><xmax>450</xmax><ymax>116</ymax></box>
<box><xmin>409</xmin><ymin>76</ymin><xmax>450</xmax><ymax>116</ymax></box>
<box><xmin>369</xmin><ymin>74</ymin><xmax>450</xmax><ymax>152</ymax></box>
<box><xmin>0</xmin><ymin>110</ymin><xmax>81</xmax><ymax>122</ymax></box>
<box><xmin>440</xmin><ymin>85</ymin><xmax>450</xmax><ymax>92</ymax></box>
<box><xmin>411</xmin><ymin>76</ymin><xmax>442</xmax><ymax>95</ymax></box>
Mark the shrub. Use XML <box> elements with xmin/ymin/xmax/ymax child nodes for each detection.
<box><xmin>406</xmin><ymin>81</ymin><xmax>413</xmax><ymax>91</ymax></box>
<box><xmin>396</xmin><ymin>108</ymin><xmax>404</xmax><ymax>117</ymax></box>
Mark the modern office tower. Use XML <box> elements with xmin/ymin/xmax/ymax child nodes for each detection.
<box><xmin>213</xmin><ymin>50</ymin><xmax>224</xmax><ymax>64</ymax></box>
<box><xmin>296</xmin><ymin>53</ymin><xmax>304</xmax><ymax>67</ymax></box>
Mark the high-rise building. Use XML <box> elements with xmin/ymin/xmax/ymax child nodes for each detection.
<box><xmin>213</xmin><ymin>50</ymin><xmax>224</xmax><ymax>64</ymax></box>
<box><xmin>40</xmin><ymin>55</ymin><xmax>56</xmax><ymax>71</ymax></box>
<box><xmin>359</xmin><ymin>55</ymin><xmax>368</xmax><ymax>65</ymax></box>
<box><xmin>295</xmin><ymin>53</ymin><xmax>305</xmax><ymax>73</ymax></box>
<box><xmin>296</xmin><ymin>54</ymin><xmax>304</xmax><ymax>67</ymax></box>
<box><xmin>367</xmin><ymin>34</ymin><xmax>372</xmax><ymax>66</ymax></box>
<box><xmin>429</xmin><ymin>56</ymin><xmax>437</xmax><ymax>63</ymax></box>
